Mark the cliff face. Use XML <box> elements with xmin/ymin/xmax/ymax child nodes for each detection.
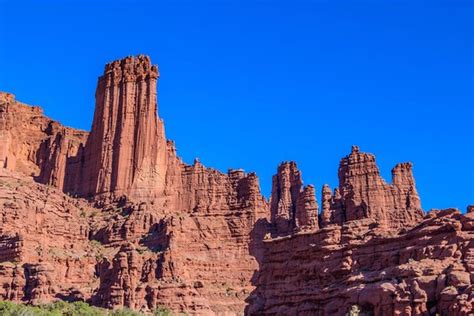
<box><xmin>0</xmin><ymin>92</ymin><xmax>87</xmax><ymax>185</ymax></box>
<box><xmin>0</xmin><ymin>172</ymin><xmax>97</xmax><ymax>305</ymax></box>
<box><xmin>250</xmin><ymin>154</ymin><xmax>472</xmax><ymax>315</ymax></box>
<box><xmin>248</xmin><ymin>209</ymin><xmax>474</xmax><ymax>315</ymax></box>
<box><xmin>0</xmin><ymin>56</ymin><xmax>269</xmax><ymax>314</ymax></box>
<box><xmin>0</xmin><ymin>55</ymin><xmax>471</xmax><ymax>315</ymax></box>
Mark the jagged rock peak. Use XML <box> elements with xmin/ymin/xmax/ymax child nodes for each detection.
<box><xmin>337</xmin><ymin>146</ymin><xmax>423</xmax><ymax>229</ymax></box>
<box><xmin>295</xmin><ymin>184</ymin><xmax>319</xmax><ymax>231</ymax></box>
<box><xmin>270</xmin><ymin>162</ymin><xmax>302</xmax><ymax>235</ymax></box>
<box><xmin>270</xmin><ymin>161</ymin><xmax>318</xmax><ymax>235</ymax></box>
<box><xmin>103</xmin><ymin>55</ymin><xmax>159</xmax><ymax>82</ymax></box>
<box><xmin>392</xmin><ymin>162</ymin><xmax>415</xmax><ymax>186</ymax></box>
<box><xmin>321</xmin><ymin>184</ymin><xmax>333</xmax><ymax>226</ymax></box>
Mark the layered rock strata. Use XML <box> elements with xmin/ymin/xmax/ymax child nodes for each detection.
<box><xmin>71</xmin><ymin>55</ymin><xmax>167</xmax><ymax>200</ymax></box>
<box><xmin>248</xmin><ymin>209</ymin><xmax>474</xmax><ymax>315</ymax></box>
<box><xmin>270</xmin><ymin>162</ymin><xmax>318</xmax><ymax>235</ymax></box>
<box><xmin>0</xmin><ymin>55</ymin><xmax>471</xmax><ymax>316</ymax></box>
<box><xmin>0</xmin><ymin>92</ymin><xmax>87</xmax><ymax>184</ymax></box>
<box><xmin>321</xmin><ymin>145</ymin><xmax>423</xmax><ymax>230</ymax></box>
<box><xmin>0</xmin><ymin>56</ymin><xmax>269</xmax><ymax>314</ymax></box>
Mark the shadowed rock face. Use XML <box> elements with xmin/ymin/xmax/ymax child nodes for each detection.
<box><xmin>248</xmin><ymin>209</ymin><xmax>474</xmax><ymax>315</ymax></box>
<box><xmin>0</xmin><ymin>55</ymin><xmax>471</xmax><ymax>315</ymax></box>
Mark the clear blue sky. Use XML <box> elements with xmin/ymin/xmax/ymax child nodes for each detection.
<box><xmin>0</xmin><ymin>0</ymin><xmax>472</xmax><ymax>211</ymax></box>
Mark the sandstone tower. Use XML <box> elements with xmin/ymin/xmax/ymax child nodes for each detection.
<box><xmin>78</xmin><ymin>55</ymin><xmax>168</xmax><ymax>200</ymax></box>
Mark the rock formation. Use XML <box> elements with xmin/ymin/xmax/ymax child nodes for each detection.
<box><xmin>269</xmin><ymin>147</ymin><xmax>423</xmax><ymax>235</ymax></box>
<box><xmin>0</xmin><ymin>56</ymin><xmax>269</xmax><ymax>314</ymax></box>
<box><xmin>72</xmin><ymin>55</ymin><xmax>167</xmax><ymax>201</ymax></box>
<box><xmin>0</xmin><ymin>55</ymin><xmax>471</xmax><ymax>315</ymax></box>
<box><xmin>0</xmin><ymin>92</ymin><xmax>87</xmax><ymax>181</ymax></box>
<box><xmin>334</xmin><ymin>145</ymin><xmax>423</xmax><ymax>229</ymax></box>
<box><xmin>295</xmin><ymin>185</ymin><xmax>319</xmax><ymax>231</ymax></box>
<box><xmin>248</xmin><ymin>209</ymin><xmax>474</xmax><ymax>315</ymax></box>
<box><xmin>250</xmin><ymin>147</ymin><xmax>472</xmax><ymax>315</ymax></box>
<box><xmin>270</xmin><ymin>162</ymin><xmax>319</xmax><ymax>235</ymax></box>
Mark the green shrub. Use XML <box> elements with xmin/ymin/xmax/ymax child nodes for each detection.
<box><xmin>0</xmin><ymin>300</ymin><xmax>176</xmax><ymax>316</ymax></box>
<box><xmin>111</xmin><ymin>308</ymin><xmax>142</xmax><ymax>316</ymax></box>
<box><xmin>0</xmin><ymin>301</ymin><xmax>124</xmax><ymax>316</ymax></box>
<box><xmin>153</xmin><ymin>306</ymin><xmax>173</xmax><ymax>316</ymax></box>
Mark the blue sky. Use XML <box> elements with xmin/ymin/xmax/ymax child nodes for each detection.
<box><xmin>0</xmin><ymin>0</ymin><xmax>472</xmax><ymax>211</ymax></box>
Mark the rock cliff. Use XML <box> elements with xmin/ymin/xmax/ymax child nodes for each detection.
<box><xmin>250</xmin><ymin>152</ymin><xmax>472</xmax><ymax>315</ymax></box>
<box><xmin>0</xmin><ymin>55</ymin><xmax>471</xmax><ymax>315</ymax></box>
<box><xmin>0</xmin><ymin>55</ymin><xmax>269</xmax><ymax>314</ymax></box>
<box><xmin>248</xmin><ymin>209</ymin><xmax>474</xmax><ymax>315</ymax></box>
<box><xmin>322</xmin><ymin>145</ymin><xmax>423</xmax><ymax>230</ymax></box>
<box><xmin>0</xmin><ymin>92</ymin><xmax>87</xmax><ymax>184</ymax></box>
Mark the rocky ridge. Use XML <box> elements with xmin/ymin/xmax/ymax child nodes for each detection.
<box><xmin>0</xmin><ymin>55</ymin><xmax>471</xmax><ymax>315</ymax></box>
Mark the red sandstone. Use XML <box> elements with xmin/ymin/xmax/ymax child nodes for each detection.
<box><xmin>0</xmin><ymin>55</ymin><xmax>471</xmax><ymax>315</ymax></box>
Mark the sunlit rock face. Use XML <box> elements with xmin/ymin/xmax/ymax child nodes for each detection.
<box><xmin>0</xmin><ymin>55</ymin><xmax>471</xmax><ymax>315</ymax></box>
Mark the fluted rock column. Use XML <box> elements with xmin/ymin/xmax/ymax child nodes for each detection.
<box><xmin>392</xmin><ymin>162</ymin><xmax>421</xmax><ymax>210</ymax></box>
<box><xmin>321</xmin><ymin>184</ymin><xmax>333</xmax><ymax>226</ymax></box>
<box><xmin>270</xmin><ymin>162</ymin><xmax>319</xmax><ymax>234</ymax></box>
<box><xmin>78</xmin><ymin>55</ymin><xmax>167</xmax><ymax>200</ymax></box>
<box><xmin>295</xmin><ymin>185</ymin><xmax>319</xmax><ymax>230</ymax></box>
<box><xmin>36</xmin><ymin>125</ymin><xmax>69</xmax><ymax>189</ymax></box>
<box><xmin>0</xmin><ymin>93</ymin><xmax>12</xmax><ymax>170</ymax></box>
<box><xmin>270</xmin><ymin>162</ymin><xmax>302</xmax><ymax>234</ymax></box>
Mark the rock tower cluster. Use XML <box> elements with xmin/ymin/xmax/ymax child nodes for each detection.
<box><xmin>269</xmin><ymin>146</ymin><xmax>423</xmax><ymax>236</ymax></box>
<box><xmin>0</xmin><ymin>55</ymin><xmax>472</xmax><ymax>315</ymax></box>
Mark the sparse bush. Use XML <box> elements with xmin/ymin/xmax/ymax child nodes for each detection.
<box><xmin>0</xmin><ymin>300</ymin><xmax>158</xmax><ymax>316</ymax></box>
<box><xmin>90</xmin><ymin>240</ymin><xmax>102</xmax><ymax>247</ymax></box>
<box><xmin>111</xmin><ymin>308</ymin><xmax>142</xmax><ymax>316</ymax></box>
<box><xmin>153</xmin><ymin>306</ymin><xmax>173</xmax><ymax>316</ymax></box>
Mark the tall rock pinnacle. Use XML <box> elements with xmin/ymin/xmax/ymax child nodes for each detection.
<box><xmin>270</xmin><ymin>162</ymin><xmax>319</xmax><ymax>235</ymax></box>
<box><xmin>78</xmin><ymin>55</ymin><xmax>168</xmax><ymax>200</ymax></box>
<box><xmin>270</xmin><ymin>162</ymin><xmax>302</xmax><ymax>234</ymax></box>
<box><xmin>295</xmin><ymin>185</ymin><xmax>319</xmax><ymax>230</ymax></box>
<box><xmin>337</xmin><ymin>145</ymin><xmax>423</xmax><ymax>229</ymax></box>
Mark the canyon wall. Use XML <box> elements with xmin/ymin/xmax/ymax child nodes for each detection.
<box><xmin>250</xmin><ymin>159</ymin><xmax>472</xmax><ymax>315</ymax></box>
<box><xmin>248</xmin><ymin>209</ymin><xmax>474</xmax><ymax>315</ymax></box>
<box><xmin>0</xmin><ymin>56</ymin><xmax>269</xmax><ymax>314</ymax></box>
<box><xmin>0</xmin><ymin>55</ymin><xmax>471</xmax><ymax>315</ymax></box>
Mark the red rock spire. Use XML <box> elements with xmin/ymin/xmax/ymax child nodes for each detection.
<box><xmin>270</xmin><ymin>162</ymin><xmax>302</xmax><ymax>234</ymax></box>
<box><xmin>295</xmin><ymin>184</ymin><xmax>319</xmax><ymax>230</ymax></box>
<box><xmin>270</xmin><ymin>162</ymin><xmax>319</xmax><ymax>235</ymax></box>
<box><xmin>337</xmin><ymin>145</ymin><xmax>423</xmax><ymax>229</ymax></box>
<box><xmin>79</xmin><ymin>55</ymin><xmax>168</xmax><ymax>200</ymax></box>
<box><xmin>321</xmin><ymin>184</ymin><xmax>333</xmax><ymax>226</ymax></box>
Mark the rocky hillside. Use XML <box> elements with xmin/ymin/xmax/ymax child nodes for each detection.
<box><xmin>0</xmin><ymin>55</ymin><xmax>472</xmax><ymax>315</ymax></box>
